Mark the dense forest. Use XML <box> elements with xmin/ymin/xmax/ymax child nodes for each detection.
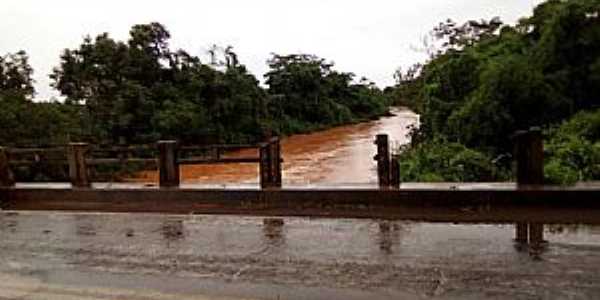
<box><xmin>2</xmin><ymin>0</ymin><xmax>598</xmax><ymax>185</ymax></box>
<box><xmin>0</xmin><ymin>23</ymin><xmax>389</xmax><ymax>147</ymax></box>
<box><xmin>391</xmin><ymin>0</ymin><xmax>599</xmax><ymax>184</ymax></box>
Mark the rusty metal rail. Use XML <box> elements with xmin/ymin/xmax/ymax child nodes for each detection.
<box><xmin>2</xmin><ymin>185</ymin><xmax>600</xmax><ymax>224</ymax></box>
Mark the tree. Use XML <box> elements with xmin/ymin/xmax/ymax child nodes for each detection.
<box><xmin>396</xmin><ymin>0</ymin><xmax>600</xmax><ymax>183</ymax></box>
<box><xmin>264</xmin><ymin>53</ymin><xmax>387</xmax><ymax>133</ymax></box>
<box><xmin>51</xmin><ymin>23</ymin><xmax>184</xmax><ymax>143</ymax></box>
<box><xmin>51</xmin><ymin>23</ymin><xmax>272</xmax><ymax>144</ymax></box>
<box><xmin>0</xmin><ymin>51</ymin><xmax>34</xmax><ymax>99</ymax></box>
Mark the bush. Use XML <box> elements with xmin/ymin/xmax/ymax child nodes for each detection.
<box><xmin>544</xmin><ymin>110</ymin><xmax>600</xmax><ymax>185</ymax></box>
<box><xmin>397</xmin><ymin>139</ymin><xmax>503</xmax><ymax>182</ymax></box>
<box><xmin>544</xmin><ymin>160</ymin><xmax>579</xmax><ymax>185</ymax></box>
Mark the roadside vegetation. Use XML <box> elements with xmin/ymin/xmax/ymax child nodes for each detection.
<box><xmin>389</xmin><ymin>0</ymin><xmax>600</xmax><ymax>184</ymax></box>
<box><xmin>0</xmin><ymin>24</ymin><xmax>389</xmax><ymax>148</ymax></box>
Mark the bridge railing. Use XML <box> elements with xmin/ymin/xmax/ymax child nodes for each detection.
<box><xmin>0</xmin><ymin>137</ymin><xmax>283</xmax><ymax>189</ymax></box>
<box><xmin>374</xmin><ymin>127</ymin><xmax>544</xmax><ymax>189</ymax></box>
<box><xmin>2</xmin><ymin>128</ymin><xmax>543</xmax><ymax>190</ymax></box>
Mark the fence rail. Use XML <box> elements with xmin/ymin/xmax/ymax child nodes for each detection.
<box><xmin>0</xmin><ymin>137</ymin><xmax>283</xmax><ymax>189</ymax></box>
<box><xmin>1</xmin><ymin>128</ymin><xmax>545</xmax><ymax>191</ymax></box>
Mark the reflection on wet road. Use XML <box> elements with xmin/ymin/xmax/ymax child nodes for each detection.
<box><xmin>2</xmin><ymin>211</ymin><xmax>600</xmax><ymax>299</ymax></box>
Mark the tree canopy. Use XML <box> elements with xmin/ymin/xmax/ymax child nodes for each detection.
<box><xmin>1</xmin><ymin>23</ymin><xmax>390</xmax><ymax>149</ymax></box>
<box><xmin>394</xmin><ymin>0</ymin><xmax>600</xmax><ymax>184</ymax></box>
<box><xmin>0</xmin><ymin>51</ymin><xmax>34</xmax><ymax>99</ymax></box>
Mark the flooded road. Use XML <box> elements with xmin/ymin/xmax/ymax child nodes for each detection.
<box><xmin>136</xmin><ymin>107</ymin><xmax>419</xmax><ymax>186</ymax></box>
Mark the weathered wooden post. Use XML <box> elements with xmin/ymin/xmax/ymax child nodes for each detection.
<box><xmin>390</xmin><ymin>154</ymin><xmax>401</xmax><ymax>189</ymax></box>
<box><xmin>157</xmin><ymin>140</ymin><xmax>180</xmax><ymax>188</ymax></box>
<box><xmin>0</xmin><ymin>147</ymin><xmax>15</xmax><ymax>187</ymax></box>
<box><xmin>529</xmin><ymin>223</ymin><xmax>544</xmax><ymax>244</ymax></box>
<box><xmin>270</xmin><ymin>137</ymin><xmax>282</xmax><ymax>188</ymax></box>
<box><xmin>374</xmin><ymin>134</ymin><xmax>391</xmax><ymax>188</ymax></box>
<box><xmin>67</xmin><ymin>143</ymin><xmax>90</xmax><ymax>188</ymax></box>
<box><xmin>260</xmin><ymin>137</ymin><xmax>282</xmax><ymax>189</ymax></box>
<box><xmin>259</xmin><ymin>142</ymin><xmax>270</xmax><ymax>189</ymax></box>
<box><xmin>513</xmin><ymin>127</ymin><xmax>544</xmax><ymax>245</ymax></box>
<box><xmin>514</xmin><ymin>127</ymin><xmax>544</xmax><ymax>186</ymax></box>
<box><xmin>515</xmin><ymin>223</ymin><xmax>529</xmax><ymax>243</ymax></box>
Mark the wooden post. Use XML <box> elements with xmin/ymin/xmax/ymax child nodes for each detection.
<box><xmin>68</xmin><ymin>143</ymin><xmax>90</xmax><ymax>188</ymax></box>
<box><xmin>514</xmin><ymin>127</ymin><xmax>544</xmax><ymax>186</ymax></box>
<box><xmin>259</xmin><ymin>142</ymin><xmax>272</xmax><ymax>189</ymax></box>
<box><xmin>515</xmin><ymin>223</ymin><xmax>529</xmax><ymax>243</ymax></box>
<box><xmin>513</xmin><ymin>128</ymin><xmax>544</xmax><ymax>246</ymax></box>
<box><xmin>270</xmin><ymin>137</ymin><xmax>282</xmax><ymax>188</ymax></box>
<box><xmin>0</xmin><ymin>147</ymin><xmax>15</xmax><ymax>187</ymax></box>
<box><xmin>529</xmin><ymin>223</ymin><xmax>544</xmax><ymax>245</ymax></box>
<box><xmin>374</xmin><ymin>134</ymin><xmax>390</xmax><ymax>188</ymax></box>
<box><xmin>157</xmin><ymin>140</ymin><xmax>179</xmax><ymax>188</ymax></box>
<box><xmin>390</xmin><ymin>154</ymin><xmax>400</xmax><ymax>189</ymax></box>
<box><xmin>214</xmin><ymin>148</ymin><xmax>221</xmax><ymax>160</ymax></box>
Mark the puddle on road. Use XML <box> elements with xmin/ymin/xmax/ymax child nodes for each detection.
<box><xmin>2</xmin><ymin>212</ymin><xmax>599</xmax><ymax>263</ymax></box>
<box><xmin>2</xmin><ymin>211</ymin><xmax>600</xmax><ymax>298</ymax></box>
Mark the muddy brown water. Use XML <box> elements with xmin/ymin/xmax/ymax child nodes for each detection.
<box><xmin>136</xmin><ymin>107</ymin><xmax>419</xmax><ymax>186</ymax></box>
<box><xmin>3</xmin><ymin>108</ymin><xmax>600</xmax><ymax>299</ymax></box>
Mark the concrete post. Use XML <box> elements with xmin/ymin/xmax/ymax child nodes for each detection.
<box><xmin>68</xmin><ymin>143</ymin><xmax>90</xmax><ymax>188</ymax></box>
<box><xmin>157</xmin><ymin>141</ymin><xmax>179</xmax><ymax>188</ymax></box>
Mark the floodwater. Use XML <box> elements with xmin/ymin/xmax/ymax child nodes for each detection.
<box><xmin>4</xmin><ymin>108</ymin><xmax>600</xmax><ymax>299</ymax></box>
<box><xmin>136</xmin><ymin>107</ymin><xmax>419</xmax><ymax>186</ymax></box>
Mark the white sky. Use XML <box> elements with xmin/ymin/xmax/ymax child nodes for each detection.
<box><xmin>2</xmin><ymin>0</ymin><xmax>543</xmax><ymax>100</ymax></box>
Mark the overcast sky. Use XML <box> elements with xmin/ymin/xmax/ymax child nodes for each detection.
<box><xmin>2</xmin><ymin>0</ymin><xmax>543</xmax><ymax>100</ymax></box>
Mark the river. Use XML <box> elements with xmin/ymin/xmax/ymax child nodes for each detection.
<box><xmin>136</xmin><ymin>107</ymin><xmax>419</xmax><ymax>186</ymax></box>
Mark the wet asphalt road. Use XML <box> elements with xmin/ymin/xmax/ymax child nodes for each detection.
<box><xmin>1</xmin><ymin>211</ymin><xmax>600</xmax><ymax>299</ymax></box>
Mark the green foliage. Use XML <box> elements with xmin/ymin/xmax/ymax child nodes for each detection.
<box><xmin>265</xmin><ymin>54</ymin><xmax>389</xmax><ymax>135</ymax></box>
<box><xmin>393</xmin><ymin>0</ymin><xmax>600</xmax><ymax>183</ymax></box>
<box><xmin>544</xmin><ymin>110</ymin><xmax>600</xmax><ymax>185</ymax></box>
<box><xmin>447</xmin><ymin>54</ymin><xmax>565</xmax><ymax>151</ymax></box>
<box><xmin>397</xmin><ymin>139</ymin><xmax>503</xmax><ymax>182</ymax></box>
<box><xmin>50</xmin><ymin>23</ymin><xmax>274</xmax><ymax>144</ymax></box>
<box><xmin>544</xmin><ymin>160</ymin><xmax>580</xmax><ymax>185</ymax></box>
<box><xmin>2</xmin><ymin>23</ymin><xmax>389</xmax><ymax>152</ymax></box>
<box><xmin>0</xmin><ymin>94</ymin><xmax>79</xmax><ymax>146</ymax></box>
<box><xmin>0</xmin><ymin>51</ymin><xmax>34</xmax><ymax>98</ymax></box>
